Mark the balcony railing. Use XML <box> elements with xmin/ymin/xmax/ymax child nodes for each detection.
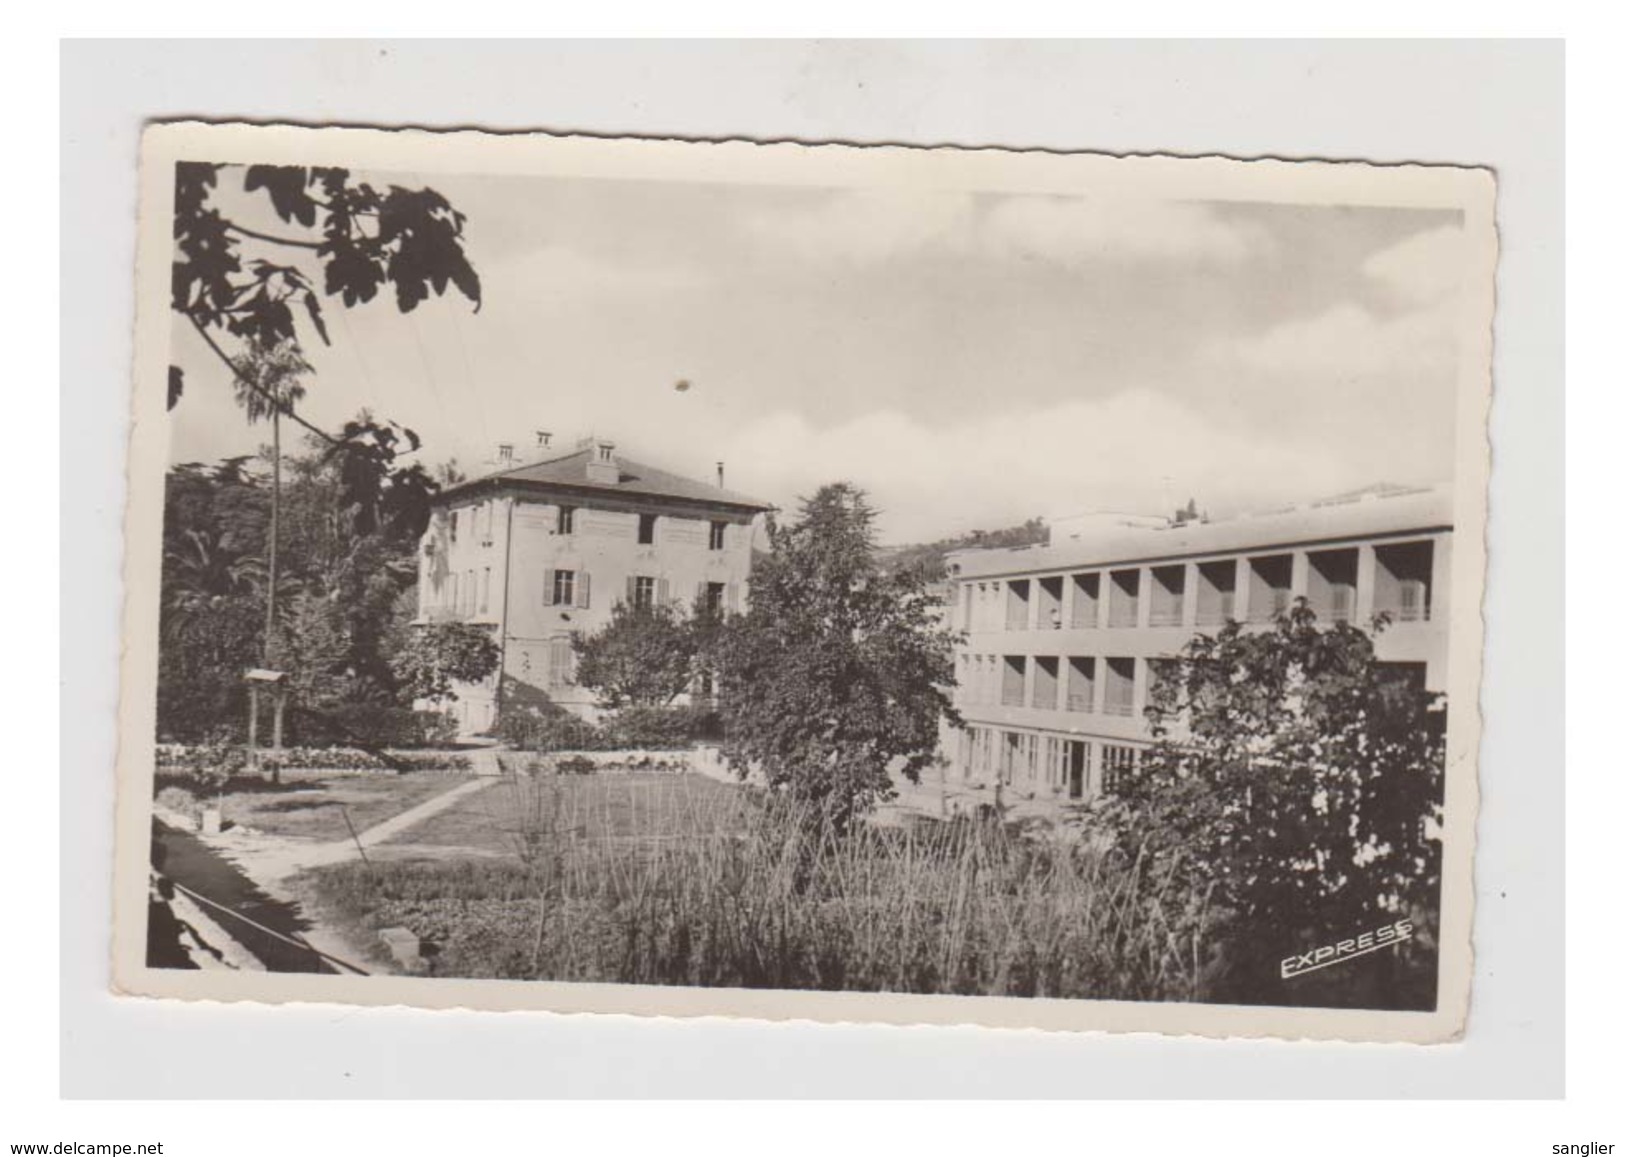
<box><xmin>1107</xmin><ymin>602</ymin><xmax>1138</xmax><ymax>628</ymax></box>
<box><xmin>1102</xmin><ymin>699</ymin><xmax>1136</xmax><ymax>717</ymax></box>
<box><xmin>1066</xmin><ymin>688</ymin><xmax>1094</xmax><ymax>713</ymax></box>
<box><xmin>1148</xmin><ymin>604</ymin><xmax>1183</xmax><ymax>627</ymax></box>
<box><xmin>1001</xmin><ymin>686</ymin><xmax>1026</xmax><ymax>708</ymax></box>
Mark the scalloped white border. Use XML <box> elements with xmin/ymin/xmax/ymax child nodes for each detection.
<box><xmin>112</xmin><ymin>121</ymin><xmax>1495</xmax><ymax>1042</ymax></box>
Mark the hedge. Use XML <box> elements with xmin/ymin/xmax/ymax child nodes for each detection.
<box><xmin>154</xmin><ymin>744</ymin><xmax>472</xmax><ymax>776</ymax></box>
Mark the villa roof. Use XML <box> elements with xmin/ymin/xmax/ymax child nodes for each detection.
<box><xmin>949</xmin><ymin>485</ymin><xmax>1455</xmax><ymax>579</ymax></box>
<box><xmin>436</xmin><ymin>446</ymin><xmax>775</xmax><ymax>513</ymax></box>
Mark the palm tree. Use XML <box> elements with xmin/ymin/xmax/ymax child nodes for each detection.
<box><xmin>230</xmin><ymin>338</ymin><xmax>310</xmax><ymax>666</ymax></box>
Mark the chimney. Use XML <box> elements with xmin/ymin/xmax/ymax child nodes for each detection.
<box><xmin>585</xmin><ymin>438</ymin><xmax>618</xmax><ymax>485</ymax></box>
<box><xmin>716</xmin><ymin>461</ymin><xmax>725</xmax><ymax>489</ymax></box>
<box><xmin>536</xmin><ymin>430</ymin><xmax>552</xmax><ymax>449</ymax></box>
<box><xmin>497</xmin><ymin>443</ymin><xmax>514</xmax><ymax>464</ymax></box>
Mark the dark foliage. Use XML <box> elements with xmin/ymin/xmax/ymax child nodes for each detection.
<box><xmin>1092</xmin><ymin>601</ymin><xmax>1447</xmax><ymax>1009</ymax></box>
<box><xmin>712</xmin><ymin>483</ymin><xmax>961</xmax><ymax>830</ymax></box>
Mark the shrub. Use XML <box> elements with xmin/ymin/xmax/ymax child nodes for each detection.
<box><xmin>293</xmin><ymin>704</ymin><xmax>460</xmax><ymax>749</ymax></box>
<box><xmin>601</xmin><ymin>704</ymin><xmax>711</xmax><ymax>748</ymax></box>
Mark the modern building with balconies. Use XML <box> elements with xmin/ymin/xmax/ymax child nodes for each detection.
<box><xmin>941</xmin><ymin>485</ymin><xmax>1453</xmax><ymax>805</ymax></box>
<box><xmin>415</xmin><ymin>434</ymin><xmax>773</xmax><ymax>734</ymax></box>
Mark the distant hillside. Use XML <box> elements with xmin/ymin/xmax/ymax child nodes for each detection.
<box><xmin>879</xmin><ymin>518</ymin><xmax>1049</xmax><ymax>578</ymax></box>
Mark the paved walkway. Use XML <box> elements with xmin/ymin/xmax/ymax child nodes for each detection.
<box><xmin>202</xmin><ymin>775</ymin><xmax>498</xmax><ymax>885</ymax></box>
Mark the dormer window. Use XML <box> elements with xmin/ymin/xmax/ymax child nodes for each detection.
<box><xmin>597</xmin><ymin>444</ymin><xmax>613</xmax><ymax>463</ymax></box>
<box><xmin>638</xmin><ymin>513</ymin><xmax>657</xmax><ymax>545</ymax></box>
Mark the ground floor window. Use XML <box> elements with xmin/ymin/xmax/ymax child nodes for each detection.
<box><xmin>1101</xmin><ymin>744</ymin><xmax>1139</xmax><ymax>794</ymax></box>
<box><xmin>546</xmin><ymin>636</ymin><xmax>574</xmax><ymax>688</ymax></box>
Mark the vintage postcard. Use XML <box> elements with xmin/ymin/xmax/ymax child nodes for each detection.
<box><xmin>112</xmin><ymin>121</ymin><xmax>1495</xmax><ymax>1041</ymax></box>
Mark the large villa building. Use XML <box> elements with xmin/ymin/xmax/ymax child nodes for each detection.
<box><xmin>417</xmin><ymin>434</ymin><xmax>773</xmax><ymax>734</ymax></box>
<box><xmin>941</xmin><ymin>485</ymin><xmax>1454</xmax><ymax>805</ymax></box>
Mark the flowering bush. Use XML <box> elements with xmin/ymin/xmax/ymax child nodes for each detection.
<box><xmin>154</xmin><ymin>743</ymin><xmax>472</xmax><ymax>775</ymax></box>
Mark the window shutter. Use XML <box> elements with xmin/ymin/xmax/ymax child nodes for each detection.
<box><xmin>727</xmin><ymin>581</ymin><xmax>739</xmax><ymax>612</ymax></box>
<box><xmin>695</xmin><ymin>581</ymin><xmax>706</xmax><ymax>609</ymax></box>
<box><xmin>542</xmin><ymin>569</ymin><xmax>555</xmax><ymax>606</ymax></box>
<box><xmin>576</xmin><ymin>572</ymin><xmax>591</xmax><ymax>609</ymax></box>
<box><xmin>657</xmin><ymin>577</ymin><xmax>671</xmax><ymax>606</ymax></box>
<box><xmin>626</xmin><ymin>575</ymin><xmax>637</xmax><ymax>605</ymax></box>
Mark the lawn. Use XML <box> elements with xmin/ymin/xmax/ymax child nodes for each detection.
<box><xmin>194</xmin><ymin>772</ymin><xmax>475</xmax><ymax>842</ymax></box>
<box><xmin>381</xmin><ymin>771</ymin><xmax>747</xmax><ymax>857</ymax></box>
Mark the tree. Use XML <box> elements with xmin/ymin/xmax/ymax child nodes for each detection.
<box><xmin>572</xmin><ymin>600</ymin><xmax>702</xmax><ymax>709</ymax></box>
<box><xmin>712</xmin><ymin>484</ymin><xmax>961</xmax><ymax>831</ymax></box>
<box><xmin>1097</xmin><ymin>601</ymin><xmax>1447</xmax><ymax>1008</ymax></box>
<box><xmin>170</xmin><ymin>162</ymin><xmax>480</xmax><ymax>432</ymax></box>
<box><xmin>229</xmin><ymin>337</ymin><xmax>309</xmax><ymax>663</ymax></box>
<box><xmin>389</xmin><ymin>622</ymin><xmax>502</xmax><ymax>704</ymax></box>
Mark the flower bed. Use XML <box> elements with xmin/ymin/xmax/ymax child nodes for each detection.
<box><xmin>155</xmin><ymin>743</ymin><xmax>473</xmax><ymax>777</ymax></box>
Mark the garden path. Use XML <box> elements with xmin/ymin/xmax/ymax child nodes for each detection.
<box><xmin>205</xmin><ymin>775</ymin><xmax>499</xmax><ymax>885</ymax></box>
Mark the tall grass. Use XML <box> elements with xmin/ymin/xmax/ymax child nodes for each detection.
<box><xmin>310</xmin><ymin>774</ymin><xmax>1214</xmax><ymax>1002</ymax></box>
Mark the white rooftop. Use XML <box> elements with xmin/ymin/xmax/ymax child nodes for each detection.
<box><xmin>950</xmin><ymin>485</ymin><xmax>1454</xmax><ymax>579</ymax></box>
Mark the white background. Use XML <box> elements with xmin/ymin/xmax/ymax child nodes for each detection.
<box><xmin>30</xmin><ymin>30</ymin><xmax>1589</xmax><ymax>1143</ymax></box>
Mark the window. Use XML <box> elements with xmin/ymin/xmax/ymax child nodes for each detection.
<box><xmin>1066</xmin><ymin>657</ymin><xmax>1095</xmax><ymax>712</ymax></box>
<box><xmin>546</xmin><ymin>637</ymin><xmax>574</xmax><ymax>688</ymax></box>
<box><xmin>1308</xmin><ymin>548</ymin><xmax>1358</xmax><ymax>624</ymax></box>
<box><xmin>1001</xmin><ymin>656</ymin><xmax>1027</xmax><ymax>707</ymax></box>
<box><xmin>552</xmin><ymin>569</ymin><xmax>575</xmax><ymax>607</ymax></box>
<box><xmin>1070</xmin><ymin>573</ymin><xmax>1100</xmax><ymax>628</ymax></box>
<box><xmin>1375</xmin><ymin>540</ymin><xmax>1434</xmax><ymax>622</ymax></box>
<box><xmin>1247</xmin><ymin>555</ymin><xmax>1293</xmax><ymax>623</ymax></box>
<box><xmin>1195</xmin><ymin>560</ymin><xmax>1237</xmax><ymax>626</ymax></box>
<box><xmin>1037</xmin><ymin>576</ymin><xmax>1063</xmax><ymax>629</ymax></box>
<box><xmin>704</xmin><ymin>581</ymin><xmax>727</xmax><ymax>614</ymax></box>
<box><xmin>1149</xmin><ymin>565</ymin><xmax>1185</xmax><ymax>627</ymax></box>
<box><xmin>1065</xmin><ymin>740</ymin><xmax>1091</xmax><ymax>800</ymax></box>
<box><xmin>450</xmin><ymin>510</ymin><xmax>459</xmax><ymax>543</ymax></box>
<box><xmin>638</xmin><ymin>513</ymin><xmax>657</xmax><ymax>545</ymax></box>
<box><xmin>1101</xmin><ymin>745</ymin><xmax>1138</xmax><ymax>794</ymax></box>
<box><xmin>632</xmin><ymin>575</ymin><xmax>657</xmax><ymax>609</ymax></box>
<box><xmin>1032</xmin><ymin>656</ymin><xmax>1060</xmax><ymax>710</ymax></box>
<box><xmin>1103</xmin><ymin>657</ymin><xmax>1136</xmax><ymax>716</ymax></box>
<box><xmin>556</xmin><ymin>505</ymin><xmax>575</xmax><ymax>535</ymax></box>
<box><xmin>709</xmin><ymin>520</ymin><xmax>727</xmax><ymax>551</ymax></box>
<box><xmin>1005</xmin><ymin>580</ymin><xmax>1031</xmax><ymax>631</ymax></box>
<box><xmin>1146</xmin><ymin>658</ymin><xmax>1179</xmax><ymax>715</ymax></box>
<box><xmin>1108</xmin><ymin>569</ymin><xmax>1140</xmax><ymax>628</ymax></box>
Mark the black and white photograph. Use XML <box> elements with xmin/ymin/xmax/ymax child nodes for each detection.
<box><xmin>111</xmin><ymin>122</ymin><xmax>1494</xmax><ymax>1041</ymax></box>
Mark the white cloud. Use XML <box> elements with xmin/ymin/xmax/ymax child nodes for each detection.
<box><xmin>1361</xmin><ymin>224</ymin><xmax>1465</xmax><ymax>306</ymax></box>
<box><xmin>1214</xmin><ymin>300</ymin><xmax>1457</xmax><ymax>381</ymax></box>
<box><xmin>710</xmin><ymin>391</ymin><xmax>1358</xmax><ymax>542</ymax></box>
<box><xmin>742</xmin><ymin>189</ymin><xmax>1269</xmax><ymax>270</ymax></box>
<box><xmin>740</xmin><ymin>188</ymin><xmax>977</xmax><ymax>265</ymax></box>
<box><xmin>982</xmin><ymin>196</ymin><xmax>1267</xmax><ymax>265</ymax></box>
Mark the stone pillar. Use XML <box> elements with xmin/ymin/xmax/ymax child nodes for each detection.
<box><xmin>1290</xmin><ymin>550</ymin><xmax>1310</xmax><ymax>605</ymax></box>
<box><xmin>1430</xmin><ymin>534</ymin><xmax>1451</xmax><ymax>626</ymax></box>
<box><xmin>271</xmin><ymin>689</ymin><xmax>286</xmax><ymax>750</ymax></box>
<box><xmin>1355</xmin><ymin>544</ymin><xmax>1378</xmax><ymax>628</ymax></box>
<box><xmin>1183</xmin><ymin>562</ymin><xmax>1200</xmax><ymax>629</ymax></box>
<box><xmin>1233</xmin><ymin>558</ymin><xmax>1252</xmax><ymax>624</ymax></box>
<box><xmin>246</xmin><ymin>685</ymin><xmax>259</xmax><ymax>753</ymax></box>
<box><xmin>1136</xmin><ymin>567</ymin><xmax>1152</xmax><ymax>630</ymax></box>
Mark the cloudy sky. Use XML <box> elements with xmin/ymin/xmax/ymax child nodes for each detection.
<box><xmin>168</xmin><ymin>167</ymin><xmax>1466</xmax><ymax>544</ymax></box>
